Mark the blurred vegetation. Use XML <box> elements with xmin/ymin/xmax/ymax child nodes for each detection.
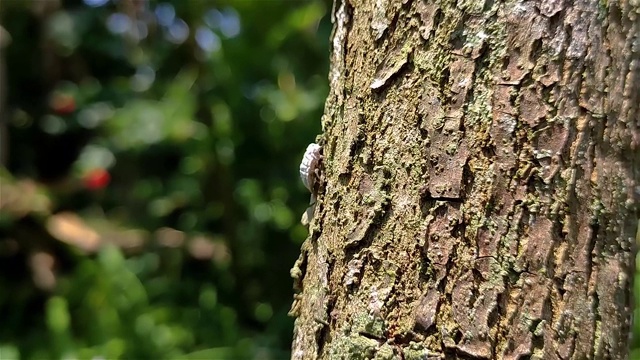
<box><xmin>0</xmin><ymin>0</ymin><xmax>329</xmax><ymax>358</ymax></box>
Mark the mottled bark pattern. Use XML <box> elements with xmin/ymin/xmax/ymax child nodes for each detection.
<box><xmin>292</xmin><ymin>0</ymin><xmax>639</xmax><ymax>359</ymax></box>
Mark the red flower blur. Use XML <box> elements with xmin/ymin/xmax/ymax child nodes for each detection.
<box><xmin>83</xmin><ymin>168</ymin><xmax>110</xmax><ymax>190</ymax></box>
<box><xmin>49</xmin><ymin>93</ymin><xmax>76</xmax><ymax>115</ymax></box>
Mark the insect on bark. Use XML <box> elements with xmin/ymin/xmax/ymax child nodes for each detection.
<box><xmin>299</xmin><ymin>143</ymin><xmax>322</xmax><ymax>226</ymax></box>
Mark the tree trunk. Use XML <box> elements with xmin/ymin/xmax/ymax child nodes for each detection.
<box><xmin>291</xmin><ymin>0</ymin><xmax>639</xmax><ymax>359</ymax></box>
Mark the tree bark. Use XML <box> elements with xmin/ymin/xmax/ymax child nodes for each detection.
<box><xmin>291</xmin><ymin>0</ymin><xmax>639</xmax><ymax>359</ymax></box>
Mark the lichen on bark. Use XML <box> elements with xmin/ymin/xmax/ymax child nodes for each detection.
<box><xmin>291</xmin><ymin>0</ymin><xmax>640</xmax><ymax>359</ymax></box>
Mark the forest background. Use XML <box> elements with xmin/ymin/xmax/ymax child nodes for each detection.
<box><xmin>0</xmin><ymin>1</ymin><xmax>638</xmax><ymax>359</ymax></box>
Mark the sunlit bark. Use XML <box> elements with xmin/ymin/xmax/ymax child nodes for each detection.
<box><xmin>292</xmin><ymin>1</ymin><xmax>639</xmax><ymax>358</ymax></box>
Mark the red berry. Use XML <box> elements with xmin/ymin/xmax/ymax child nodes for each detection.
<box><xmin>84</xmin><ymin>169</ymin><xmax>110</xmax><ymax>190</ymax></box>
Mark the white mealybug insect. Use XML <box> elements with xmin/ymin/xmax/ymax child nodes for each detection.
<box><xmin>299</xmin><ymin>143</ymin><xmax>322</xmax><ymax>226</ymax></box>
<box><xmin>299</xmin><ymin>143</ymin><xmax>322</xmax><ymax>193</ymax></box>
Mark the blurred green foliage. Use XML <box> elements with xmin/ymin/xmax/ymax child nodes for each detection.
<box><xmin>0</xmin><ymin>0</ymin><xmax>329</xmax><ymax>358</ymax></box>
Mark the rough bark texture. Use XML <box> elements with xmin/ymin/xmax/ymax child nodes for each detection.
<box><xmin>291</xmin><ymin>0</ymin><xmax>639</xmax><ymax>359</ymax></box>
